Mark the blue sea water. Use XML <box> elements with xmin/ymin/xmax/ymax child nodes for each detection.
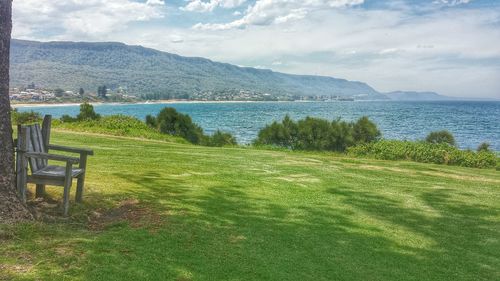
<box><xmin>17</xmin><ymin>101</ymin><xmax>500</xmax><ymax>151</ymax></box>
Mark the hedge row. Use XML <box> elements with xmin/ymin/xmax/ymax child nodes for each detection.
<box><xmin>348</xmin><ymin>140</ymin><xmax>497</xmax><ymax>168</ymax></box>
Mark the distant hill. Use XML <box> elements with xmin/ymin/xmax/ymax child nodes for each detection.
<box><xmin>385</xmin><ymin>91</ymin><xmax>455</xmax><ymax>101</ymax></box>
<box><xmin>9</xmin><ymin>39</ymin><xmax>387</xmax><ymax>100</ymax></box>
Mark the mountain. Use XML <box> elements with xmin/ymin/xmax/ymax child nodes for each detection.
<box><xmin>384</xmin><ymin>91</ymin><xmax>455</xmax><ymax>101</ymax></box>
<box><xmin>10</xmin><ymin>39</ymin><xmax>386</xmax><ymax>100</ymax></box>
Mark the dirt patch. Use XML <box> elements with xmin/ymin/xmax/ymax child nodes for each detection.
<box><xmin>275</xmin><ymin>174</ymin><xmax>320</xmax><ymax>187</ymax></box>
<box><xmin>229</xmin><ymin>234</ymin><xmax>247</xmax><ymax>243</ymax></box>
<box><xmin>0</xmin><ymin>252</ymin><xmax>34</xmax><ymax>278</ymax></box>
<box><xmin>0</xmin><ymin>263</ymin><xmax>33</xmax><ymax>275</ymax></box>
<box><xmin>420</xmin><ymin>171</ymin><xmax>500</xmax><ymax>183</ymax></box>
<box><xmin>357</xmin><ymin>164</ymin><xmax>414</xmax><ymax>174</ymax></box>
<box><xmin>88</xmin><ymin>199</ymin><xmax>164</xmax><ymax>231</ymax></box>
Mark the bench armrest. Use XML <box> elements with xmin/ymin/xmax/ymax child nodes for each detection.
<box><xmin>48</xmin><ymin>144</ymin><xmax>94</xmax><ymax>156</ymax></box>
<box><xmin>24</xmin><ymin>152</ymin><xmax>80</xmax><ymax>164</ymax></box>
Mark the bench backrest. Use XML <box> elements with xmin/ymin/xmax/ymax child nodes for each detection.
<box><xmin>16</xmin><ymin>115</ymin><xmax>52</xmax><ymax>173</ymax></box>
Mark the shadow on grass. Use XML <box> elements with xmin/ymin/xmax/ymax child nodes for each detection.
<box><xmin>62</xmin><ymin>170</ymin><xmax>500</xmax><ymax>281</ymax></box>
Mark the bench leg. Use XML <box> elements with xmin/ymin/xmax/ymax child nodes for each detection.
<box><xmin>62</xmin><ymin>181</ymin><xmax>71</xmax><ymax>216</ymax></box>
<box><xmin>62</xmin><ymin>163</ymin><xmax>73</xmax><ymax>216</ymax></box>
<box><xmin>19</xmin><ymin>175</ymin><xmax>27</xmax><ymax>204</ymax></box>
<box><xmin>76</xmin><ymin>175</ymin><xmax>84</xmax><ymax>203</ymax></box>
<box><xmin>35</xmin><ymin>184</ymin><xmax>45</xmax><ymax>198</ymax></box>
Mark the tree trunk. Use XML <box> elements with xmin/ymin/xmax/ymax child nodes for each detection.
<box><xmin>0</xmin><ymin>0</ymin><xmax>32</xmax><ymax>222</ymax></box>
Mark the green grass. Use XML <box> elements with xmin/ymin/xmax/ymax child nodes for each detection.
<box><xmin>1</xmin><ymin>130</ymin><xmax>499</xmax><ymax>280</ymax></box>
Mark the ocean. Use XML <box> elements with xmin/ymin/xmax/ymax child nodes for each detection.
<box><xmin>16</xmin><ymin>100</ymin><xmax>500</xmax><ymax>151</ymax></box>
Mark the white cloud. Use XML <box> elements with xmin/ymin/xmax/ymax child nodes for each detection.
<box><xmin>181</xmin><ymin>0</ymin><xmax>247</xmax><ymax>12</ymax></box>
<box><xmin>379</xmin><ymin>48</ymin><xmax>400</xmax><ymax>55</ymax></box>
<box><xmin>12</xmin><ymin>0</ymin><xmax>165</xmax><ymax>40</ymax></box>
<box><xmin>435</xmin><ymin>0</ymin><xmax>472</xmax><ymax>6</ymax></box>
<box><xmin>193</xmin><ymin>0</ymin><xmax>364</xmax><ymax>30</ymax></box>
<box><xmin>170</xmin><ymin>35</ymin><xmax>184</xmax><ymax>43</ymax></box>
<box><xmin>147</xmin><ymin>0</ymin><xmax>165</xmax><ymax>5</ymax></box>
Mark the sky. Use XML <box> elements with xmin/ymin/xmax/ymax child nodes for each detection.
<box><xmin>11</xmin><ymin>0</ymin><xmax>500</xmax><ymax>98</ymax></box>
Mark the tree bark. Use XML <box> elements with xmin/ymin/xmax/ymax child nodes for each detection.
<box><xmin>0</xmin><ymin>0</ymin><xmax>32</xmax><ymax>222</ymax></box>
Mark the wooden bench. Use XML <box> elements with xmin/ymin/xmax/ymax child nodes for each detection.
<box><xmin>16</xmin><ymin>115</ymin><xmax>93</xmax><ymax>215</ymax></box>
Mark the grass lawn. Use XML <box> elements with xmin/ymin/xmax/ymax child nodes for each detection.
<box><xmin>1</xmin><ymin>130</ymin><xmax>499</xmax><ymax>280</ymax></box>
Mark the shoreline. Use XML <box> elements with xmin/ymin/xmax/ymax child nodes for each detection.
<box><xmin>11</xmin><ymin>98</ymin><xmax>498</xmax><ymax>108</ymax></box>
<box><xmin>11</xmin><ymin>100</ymin><xmax>276</xmax><ymax>108</ymax></box>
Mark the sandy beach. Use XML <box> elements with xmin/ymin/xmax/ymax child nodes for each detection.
<box><xmin>10</xmin><ymin>99</ymin><xmax>270</xmax><ymax>108</ymax></box>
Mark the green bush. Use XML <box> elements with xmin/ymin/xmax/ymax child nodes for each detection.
<box><xmin>77</xmin><ymin>102</ymin><xmax>100</xmax><ymax>121</ymax></box>
<box><xmin>426</xmin><ymin>130</ymin><xmax>456</xmax><ymax>146</ymax></box>
<box><xmin>146</xmin><ymin>107</ymin><xmax>205</xmax><ymax>144</ymax></box>
<box><xmin>205</xmin><ymin>130</ymin><xmax>237</xmax><ymax>147</ymax></box>
<box><xmin>59</xmin><ymin>102</ymin><xmax>100</xmax><ymax>123</ymax></box>
<box><xmin>60</xmin><ymin>114</ymin><xmax>77</xmax><ymax>123</ymax></box>
<box><xmin>146</xmin><ymin>107</ymin><xmax>237</xmax><ymax>146</ymax></box>
<box><xmin>11</xmin><ymin>109</ymin><xmax>41</xmax><ymax>125</ymax></box>
<box><xmin>254</xmin><ymin>115</ymin><xmax>298</xmax><ymax>149</ymax></box>
<box><xmin>348</xmin><ymin>140</ymin><xmax>497</xmax><ymax>168</ymax></box>
<box><xmin>353</xmin><ymin>116</ymin><xmax>381</xmax><ymax>143</ymax></box>
<box><xmin>477</xmin><ymin>142</ymin><xmax>490</xmax><ymax>152</ymax></box>
<box><xmin>254</xmin><ymin>115</ymin><xmax>379</xmax><ymax>152</ymax></box>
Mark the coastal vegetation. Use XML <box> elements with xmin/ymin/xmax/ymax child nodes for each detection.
<box><xmin>425</xmin><ymin>130</ymin><xmax>456</xmax><ymax>146</ymax></box>
<box><xmin>145</xmin><ymin>107</ymin><xmax>205</xmax><ymax>145</ymax></box>
<box><xmin>348</xmin><ymin>140</ymin><xmax>497</xmax><ymax>169</ymax></box>
<box><xmin>145</xmin><ymin>107</ymin><xmax>237</xmax><ymax>147</ymax></box>
<box><xmin>10</xmin><ymin>108</ymin><xmax>41</xmax><ymax>125</ymax></box>
<box><xmin>254</xmin><ymin>115</ymin><xmax>380</xmax><ymax>152</ymax></box>
<box><xmin>60</xmin><ymin>102</ymin><xmax>101</xmax><ymax>123</ymax></box>
<box><xmin>57</xmin><ymin>105</ymin><xmax>237</xmax><ymax>147</ymax></box>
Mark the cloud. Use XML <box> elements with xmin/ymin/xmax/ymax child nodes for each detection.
<box><xmin>193</xmin><ymin>0</ymin><xmax>364</xmax><ymax>30</ymax></box>
<box><xmin>181</xmin><ymin>0</ymin><xmax>247</xmax><ymax>12</ymax></box>
<box><xmin>147</xmin><ymin>0</ymin><xmax>166</xmax><ymax>5</ymax></box>
<box><xmin>12</xmin><ymin>0</ymin><xmax>165</xmax><ymax>40</ymax></box>
<box><xmin>170</xmin><ymin>35</ymin><xmax>184</xmax><ymax>43</ymax></box>
<box><xmin>435</xmin><ymin>0</ymin><xmax>472</xmax><ymax>6</ymax></box>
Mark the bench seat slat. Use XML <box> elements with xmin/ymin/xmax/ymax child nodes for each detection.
<box><xmin>32</xmin><ymin>165</ymin><xmax>84</xmax><ymax>179</ymax></box>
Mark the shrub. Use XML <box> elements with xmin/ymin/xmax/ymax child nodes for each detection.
<box><xmin>295</xmin><ymin>117</ymin><xmax>333</xmax><ymax>150</ymax></box>
<box><xmin>353</xmin><ymin>116</ymin><xmax>381</xmax><ymax>143</ymax></box>
<box><xmin>60</xmin><ymin>114</ymin><xmax>77</xmax><ymax>123</ymax></box>
<box><xmin>146</xmin><ymin>107</ymin><xmax>205</xmax><ymax>144</ymax></box>
<box><xmin>426</xmin><ymin>130</ymin><xmax>455</xmax><ymax>146</ymax></box>
<box><xmin>77</xmin><ymin>102</ymin><xmax>100</xmax><ymax>121</ymax></box>
<box><xmin>254</xmin><ymin>115</ymin><xmax>379</xmax><ymax>152</ymax></box>
<box><xmin>348</xmin><ymin>140</ymin><xmax>497</xmax><ymax>169</ymax></box>
<box><xmin>11</xmin><ymin>109</ymin><xmax>41</xmax><ymax>125</ymax></box>
<box><xmin>146</xmin><ymin>107</ymin><xmax>237</xmax><ymax>146</ymax></box>
<box><xmin>206</xmin><ymin>130</ymin><xmax>238</xmax><ymax>147</ymax></box>
<box><xmin>254</xmin><ymin>115</ymin><xmax>298</xmax><ymax>149</ymax></box>
<box><xmin>477</xmin><ymin>142</ymin><xmax>490</xmax><ymax>152</ymax></box>
<box><xmin>145</xmin><ymin>114</ymin><xmax>157</xmax><ymax>128</ymax></box>
<box><xmin>59</xmin><ymin>102</ymin><xmax>100</xmax><ymax>123</ymax></box>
